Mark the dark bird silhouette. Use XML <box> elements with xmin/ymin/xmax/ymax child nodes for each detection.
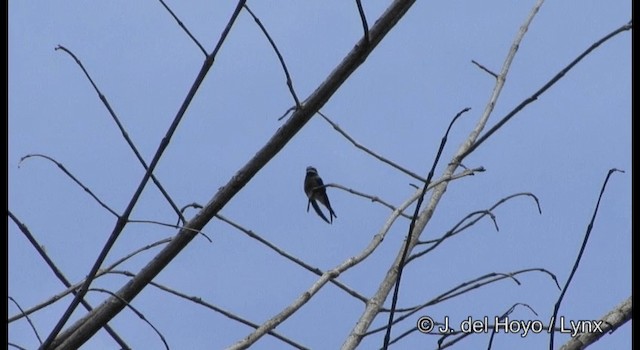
<box><xmin>304</xmin><ymin>166</ymin><xmax>337</xmax><ymax>224</ymax></box>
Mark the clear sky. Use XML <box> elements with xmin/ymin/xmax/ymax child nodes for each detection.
<box><xmin>9</xmin><ymin>1</ymin><xmax>631</xmax><ymax>349</ymax></box>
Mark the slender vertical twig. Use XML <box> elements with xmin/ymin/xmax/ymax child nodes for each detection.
<box><xmin>548</xmin><ymin>168</ymin><xmax>624</xmax><ymax>349</ymax></box>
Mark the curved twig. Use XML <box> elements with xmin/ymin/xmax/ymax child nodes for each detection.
<box><xmin>19</xmin><ymin>154</ymin><xmax>119</xmax><ymax>217</ymax></box>
<box><xmin>355</xmin><ymin>0</ymin><xmax>370</xmax><ymax>43</ymax></box>
<box><xmin>88</xmin><ymin>288</ymin><xmax>169</xmax><ymax>350</ymax></box>
<box><xmin>243</xmin><ymin>4</ymin><xmax>301</xmax><ymax>108</ymax></box>
<box><xmin>8</xmin><ymin>297</ymin><xmax>43</xmax><ymax>345</ymax></box>
<box><xmin>42</xmin><ymin>3</ymin><xmax>248</xmax><ymax>345</ymax></box>
<box><xmin>8</xmin><ymin>211</ymin><xmax>132</xmax><ymax>349</ymax></box>
<box><xmin>110</xmin><ymin>270</ymin><xmax>310</xmax><ymax>350</ymax></box>
<box><xmin>408</xmin><ymin>192</ymin><xmax>541</xmax><ymax>263</ymax></box>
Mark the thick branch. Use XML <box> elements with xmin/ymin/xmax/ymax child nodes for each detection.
<box><xmin>51</xmin><ymin>1</ymin><xmax>420</xmax><ymax>348</ymax></box>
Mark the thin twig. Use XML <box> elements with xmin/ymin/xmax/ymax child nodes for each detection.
<box><xmin>383</xmin><ymin>107</ymin><xmax>470</xmax><ymax>348</ymax></box>
<box><xmin>43</xmin><ymin>3</ymin><xmax>248</xmax><ymax>345</ymax></box>
<box><xmin>320</xmin><ymin>167</ymin><xmax>483</xmax><ymax>221</ymax></box>
<box><xmin>110</xmin><ymin>270</ymin><xmax>310</xmax><ymax>350</ymax></box>
<box><xmin>8</xmin><ymin>211</ymin><xmax>131</xmax><ymax>349</ymax></box>
<box><xmin>228</xmin><ymin>181</ymin><xmax>423</xmax><ymax>349</ymax></box>
<box><xmin>88</xmin><ymin>288</ymin><xmax>169</xmax><ymax>350</ymax></box>
<box><xmin>462</xmin><ymin>20</ymin><xmax>633</xmax><ymax>159</ymax></box>
<box><xmin>157</xmin><ymin>0</ymin><xmax>208</xmax><ymax>56</ymax></box>
<box><xmin>408</xmin><ymin>192</ymin><xmax>541</xmax><ymax>263</ymax></box>
<box><xmin>317</xmin><ymin>110</ymin><xmax>427</xmax><ymax>182</ymax></box>
<box><xmin>8</xmin><ymin>297</ymin><xmax>43</xmax><ymax>345</ymax></box>
<box><xmin>243</xmin><ymin>5</ymin><xmax>301</xmax><ymax>108</ymax></box>
<box><xmin>343</xmin><ymin>3</ymin><xmax>546</xmax><ymax>347</ymax></box>
<box><xmin>19</xmin><ymin>154</ymin><xmax>119</xmax><ymax>217</ymax></box>
<box><xmin>364</xmin><ymin>268</ymin><xmax>560</xmax><ymax>336</ymax></box>
<box><xmin>8</xmin><ymin>236</ymin><xmax>172</xmax><ymax>323</ymax></box>
<box><xmin>355</xmin><ymin>0</ymin><xmax>370</xmax><ymax>43</ymax></box>
<box><xmin>216</xmin><ymin>214</ymin><xmax>369</xmax><ymax>304</ymax></box>
<box><xmin>549</xmin><ymin>168</ymin><xmax>624</xmax><ymax>349</ymax></box>
<box><xmin>54</xmin><ymin>0</ymin><xmax>421</xmax><ymax>347</ymax></box>
<box><xmin>128</xmin><ymin>219</ymin><xmax>212</xmax><ymax>242</ymax></box>
<box><xmin>487</xmin><ymin>303</ymin><xmax>538</xmax><ymax>349</ymax></box>
<box><xmin>471</xmin><ymin>59</ymin><xmax>498</xmax><ymax>78</ymax></box>
<box><xmin>54</xmin><ymin>46</ymin><xmax>189</xmax><ymax>228</ymax></box>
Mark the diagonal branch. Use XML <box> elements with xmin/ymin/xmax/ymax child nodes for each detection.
<box><xmin>227</xmin><ymin>188</ymin><xmax>422</xmax><ymax>349</ymax></box>
<box><xmin>8</xmin><ymin>211</ymin><xmax>131</xmax><ymax>349</ymax></box>
<box><xmin>317</xmin><ymin>110</ymin><xmax>427</xmax><ymax>182</ymax></box>
<box><xmin>54</xmin><ymin>46</ymin><xmax>189</xmax><ymax>227</ymax></box>
<box><xmin>50</xmin><ymin>1</ymin><xmax>421</xmax><ymax>348</ymax></box>
<box><xmin>559</xmin><ymin>296</ymin><xmax>632</xmax><ymax>350</ymax></box>
<box><xmin>216</xmin><ymin>214</ymin><xmax>370</xmax><ymax>304</ymax></box>
<box><xmin>462</xmin><ymin>20</ymin><xmax>633</xmax><ymax>158</ymax></box>
<box><xmin>342</xmin><ymin>2</ymin><xmax>546</xmax><ymax>348</ymax></box>
<box><xmin>157</xmin><ymin>0</ymin><xmax>208</xmax><ymax>56</ymax></box>
<box><xmin>42</xmin><ymin>3</ymin><xmax>248</xmax><ymax>348</ymax></box>
<box><xmin>243</xmin><ymin>4</ymin><xmax>301</xmax><ymax>108</ymax></box>
<box><xmin>110</xmin><ymin>270</ymin><xmax>310</xmax><ymax>350</ymax></box>
<box><xmin>8</xmin><ymin>297</ymin><xmax>43</xmax><ymax>345</ymax></box>
<box><xmin>19</xmin><ymin>154</ymin><xmax>119</xmax><ymax>217</ymax></box>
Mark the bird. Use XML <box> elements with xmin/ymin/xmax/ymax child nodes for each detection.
<box><xmin>304</xmin><ymin>166</ymin><xmax>337</xmax><ymax>224</ymax></box>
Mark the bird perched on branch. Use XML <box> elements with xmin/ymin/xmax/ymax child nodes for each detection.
<box><xmin>304</xmin><ymin>166</ymin><xmax>337</xmax><ymax>224</ymax></box>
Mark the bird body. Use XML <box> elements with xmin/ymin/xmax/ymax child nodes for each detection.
<box><xmin>304</xmin><ymin>166</ymin><xmax>337</xmax><ymax>224</ymax></box>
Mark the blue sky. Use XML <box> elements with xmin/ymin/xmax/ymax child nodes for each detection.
<box><xmin>9</xmin><ymin>1</ymin><xmax>631</xmax><ymax>349</ymax></box>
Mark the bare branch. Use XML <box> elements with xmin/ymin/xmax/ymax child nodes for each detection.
<box><xmin>157</xmin><ymin>0</ymin><xmax>208</xmax><ymax>56</ymax></box>
<box><xmin>354</xmin><ymin>0</ymin><xmax>370</xmax><ymax>43</ymax></box>
<box><xmin>559</xmin><ymin>296</ymin><xmax>632</xmax><ymax>350</ymax></box>
<box><xmin>228</xmin><ymin>184</ymin><xmax>423</xmax><ymax>349</ymax></box>
<box><xmin>409</xmin><ymin>192</ymin><xmax>542</xmax><ymax>263</ymax></box>
<box><xmin>364</xmin><ymin>268</ymin><xmax>559</xmax><ymax>336</ymax></box>
<box><xmin>487</xmin><ymin>303</ymin><xmax>539</xmax><ymax>348</ymax></box>
<box><xmin>88</xmin><ymin>288</ymin><xmax>169</xmax><ymax>350</ymax></box>
<box><xmin>8</xmin><ymin>236</ymin><xmax>172</xmax><ymax>323</ymax></box>
<box><xmin>383</xmin><ymin>107</ymin><xmax>470</xmax><ymax>348</ymax></box>
<box><xmin>8</xmin><ymin>211</ymin><xmax>131</xmax><ymax>349</ymax></box>
<box><xmin>462</xmin><ymin>20</ymin><xmax>633</xmax><ymax>158</ymax></box>
<box><xmin>51</xmin><ymin>1</ymin><xmax>423</xmax><ymax>347</ymax></box>
<box><xmin>128</xmin><ymin>219</ymin><xmax>212</xmax><ymax>243</ymax></box>
<box><xmin>54</xmin><ymin>45</ymin><xmax>188</xmax><ymax>226</ymax></box>
<box><xmin>216</xmin><ymin>214</ymin><xmax>369</xmax><ymax>305</ymax></box>
<box><xmin>471</xmin><ymin>59</ymin><xmax>498</xmax><ymax>78</ymax></box>
<box><xmin>110</xmin><ymin>270</ymin><xmax>310</xmax><ymax>350</ymax></box>
<box><xmin>243</xmin><ymin>4</ymin><xmax>301</xmax><ymax>107</ymax></box>
<box><xmin>8</xmin><ymin>297</ymin><xmax>43</xmax><ymax>345</ymax></box>
<box><xmin>317</xmin><ymin>110</ymin><xmax>427</xmax><ymax>182</ymax></box>
<box><xmin>44</xmin><ymin>3</ymin><xmax>248</xmax><ymax>347</ymax></box>
<box><xmin>8</xmin><ymin>343</ymin><xmax>29</xmax><ymax>350</ymax></box>
<box><xmin>19</xmin><ymin>154</ymin><xmax>119</xmax><ymax>217</ymax></box>
<box><xmin>549</xmin><ymin>168</ymin><xmax>624</xmax><ymax>349</ymax></box>
<box><xmin>344</xmin><ymin>2</ymin><xmax>546</xmax><ymax>344</ymax></box>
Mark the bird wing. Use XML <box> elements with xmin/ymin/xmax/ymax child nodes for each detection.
<box><xmin>310</xmin><ymin>199</ymin><xmax>331</xmax><ymax>224</ymax></box>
